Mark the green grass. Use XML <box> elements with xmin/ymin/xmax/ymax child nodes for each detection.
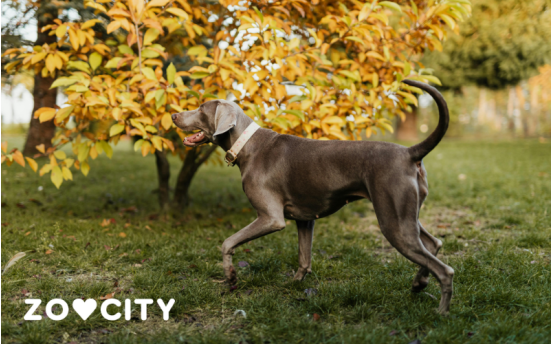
<box><xmin>2</xmin><ymin>139</ymin><xmax>551</xmax><ymax>344</ymax></box>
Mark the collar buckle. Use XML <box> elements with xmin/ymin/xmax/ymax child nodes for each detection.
<box><xmin>224</xmin><ymin>152</ymin><xmax>237</xmax><ymax>166</ymax></box>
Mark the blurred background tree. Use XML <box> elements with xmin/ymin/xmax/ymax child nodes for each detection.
<box><xmin>398</xmin><ymin>0</ymin><xmax>551</xmax><ymax>140</ymax></box>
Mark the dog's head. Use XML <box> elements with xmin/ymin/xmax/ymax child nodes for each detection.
<box><xmin>171</xmin><ymin>99</ymin><xmax>241</xmax><ymax>147</ymax></box>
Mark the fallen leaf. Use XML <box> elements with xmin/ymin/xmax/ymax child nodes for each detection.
<box><xmin>25</xmin><ymin>231</ymin><xmax>31</xmax><ymax>236</ymax></box>
<box><xmin>145</xmin><ymin>225</ymin><xmax>152</xmax><ymax>231</ymax></box>
<box><xmin>16</xmin><ymin>202</ymin><xmax>26</xmax><ymax>209</ymax></box>
<box><xmin>238</xmin><ymin>261</ymin><xmax>249</xmax><ymax>267</ymax></box>
<box><xmin>2</xmin><ymin>252</ymin><xmax>26</xmax><ymax>275</ymax></box>
<box><xmin>104</xmin><ymin>245</ymin><xmax>111</xmax><ymax>251</ymax></box>
<box><xmin>119</xmin><ymin>232</ymin><xmax>127</xmax><ymax>238</ymax></box>
<box><xmin>101</xmin><ymin>219</ymin><xmax>111</xmax><ymax>227</ymax></box>
<box><xmin>84</xmin><ymin>242</ymin><xmax>91</xmax><ymax>249</ymax></box>
<box><xmin>100</xmin><ymin>292</ymin><xmax>114</xmax><ymax>300</ymax></box>
<box><xmin>45</xmin><ymin>250</ymin><xmax>53</xmax><ymax>254</ymax></box>
<box><xmin>313</xmin><ymin>313</ymin><xmax>320</xmax><ymax>321</ymax></box>
<box><xmin>124</xmin><ymin>223</ymin><xmax>131</xmax><ymax>228</ymax></box>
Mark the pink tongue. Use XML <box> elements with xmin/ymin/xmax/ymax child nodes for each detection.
<box><xmin>186</xmin><ymin>132</ymin><xmax>204</xmax><ymax>143</ymax></box>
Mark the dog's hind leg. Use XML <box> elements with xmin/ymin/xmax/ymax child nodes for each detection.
<box><xmin>221</xmin><ymin>213</ymin><xmax>286</xmax><ymax>285</ymax></box>
<box><xmin>294</xmin><ymin>220</ymin><xmax>315</xmax><ymax>281</ymax></box>
<box><xmin>412</xmin><ymin>222</ymin><xmax>443</xmax><ymax>292</ymax></box>
<box><xmin>371</xmin><ymin>185</ymin><xmax>454</xmax><ymax>315</ymax></box>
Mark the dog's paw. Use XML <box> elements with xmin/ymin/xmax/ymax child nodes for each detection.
<box><xmin>411</xmin><ymin>277</ymin><xmax>429</xmax><ymax>293</ymax></box>
<box><xmin>225</xmin><ymin>265</ymin><xmax>238</xmax><ymax>285</ymax></box>
<box><xmin>293</xmin><ymin>268</ymin><xmax>311</xmax><ymax>281</ymax></box>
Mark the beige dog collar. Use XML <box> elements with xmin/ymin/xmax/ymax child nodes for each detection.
<box><xmin>224</xmin><ymin>122</ymin><xmax>261</xmax><ymax>166</ymax></box>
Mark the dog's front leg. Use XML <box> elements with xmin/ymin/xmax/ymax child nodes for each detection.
<box><xmin>221</xmin><ymin>215</ymin><xmax>285</xmax><ymax>285</ymax></box>
<box><xmin>294</xmin><ymin>220</ymin><xmax>315</xmax><ymax>281</ymax></box>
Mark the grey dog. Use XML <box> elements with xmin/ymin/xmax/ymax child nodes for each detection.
<box><xmin>172</xmin><ymin>79</ymin><xmax>453</xmax><ymax>314</ymax></box>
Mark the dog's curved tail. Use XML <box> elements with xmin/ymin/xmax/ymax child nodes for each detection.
<box><xmin>402</xmin><ymin>79</ymin><xmax>449</xmax><ymax>162</ymax></box>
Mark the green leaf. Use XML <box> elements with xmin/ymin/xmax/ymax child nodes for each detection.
<box><xmin>109</xmin><ymin>123</ymin><xmax>125</xmax><ymax>137</ymax></box>
<box><xmin>118</xmin><ymin>45</ymin><xmax>135</xmax><ymax>55</ymax></box>
<box><xmin>188</xmin><ymin>46</ymin><xmax>206</xmax><ymax>56</ymax></box>
<box><xmin>185</xmin><ymin>89</ymin><xmax>201</xmax><ymax>98</ymax></box>
<box><xmin>282</xmin><ymin>109</ymin><xmax>305</xmax><ymax>121</ymax></box>
<box><xmin>99</xmin><ymin>141</ymin><xmax>113</xmax><ymax>158</ymax></box>
<box><xmin>288</xmin><ymin>95</ymin><xmax>307</xmax><ymax>103</ymax></box>
<box><xmin>77</xmin><ymin>143</ymin><xmax>90</xmax><ymax>162</ymax></box>
<box><xmin>134</xmin><ymin>139</ymin><xmax>144</xmax><ymax>152</ymax></box>
<box><xmin>379</xmin><ymin>1</ymin><xmax>402</xmax><ymax>13</ymax></box>
<box><xmin>344</xmin><ymin>36</ymin><xmax>366</xmax><ymax>46</ymax></box>
<box><xmin>105</xmin><ymin>57</ymin><xmax>123</xmax><ymax>68</ymax></box>
<box><xmin>422</xmin><ymin>75</ymin><xmax>442</xmax><ymax>86</ymax></box>
<box><xmin>89</xmin><ymin>52</ymin><xmax>102</xmax><ymax>71</ymax></box>
<box><xmin>142</xmin><ymin>67</ymin><xmax>157</xmax><ymax>81</ymax></box>
<box><xmin>253</xmin><ymin>6</ymin><xmax>264</xmax><ymax>23</ymax></box>
<box><xmin>50</xmin><ymin>77</ymin><xmax>78</xmax><ymax>89</ymax></box>
<box><xmin>167</xmin><ymin>63</ymin><xmax>176</xmax><ymax>85</ymax></box>
<box><xmin>67</xmin><ymin>61</ymin><xmax>91</xmax><ymax>73</ymax></box>
<box><xmin>202</xmin><ymin>93</ymin><xmax>218</xmax><ymax>99</ymax></box>
<box><xmin>190</xmin><ymin>72</ymin><xmax>210</xmax><ymax>79</ymax></box>
<box><xmin>142</xmin><ymin>49</ymin><xmax>160</xmax><ymax>58</ymax></box>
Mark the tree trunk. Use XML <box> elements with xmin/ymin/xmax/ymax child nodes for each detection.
<box><xmin>23</xmin><ymin>1</ymin><xmax>58</xmax><ymax>156</ymax></box>
<box><xmin>173</xmin><ymin>145</ymin><xmax>217</xmax><ymax>210</ymax></box>
<box><xmin>155</xmin><ymin>150</ymin><xmax>171</xmax><ymax>212</ymax></box>
<box><xmin>396</xmin><ymin>107</ymin><xmax>418</xmax><ymax>141</ymax></box>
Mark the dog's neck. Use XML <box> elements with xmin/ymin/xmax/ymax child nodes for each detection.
<box><xmin>216</xmin><ymin>113</ymin><xmax>254</xmax><ymax>152</ymax></box>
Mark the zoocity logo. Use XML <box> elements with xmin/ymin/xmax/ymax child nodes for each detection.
<box><xmin>24</xmin><ymin>298</ymin><xmax>176</xmax><ymax>321</ymax></box>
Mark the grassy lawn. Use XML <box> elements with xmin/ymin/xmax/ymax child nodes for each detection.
<box><xmin>1</xmin><ymin>138</ymin><xmax>550</xmax><ymax>343</ymax></box>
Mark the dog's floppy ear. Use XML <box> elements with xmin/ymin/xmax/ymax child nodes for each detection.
<box><xmin>213</xmin><ymin>101</ymin><xmax>237</xmax><ymax>139</ymax></box>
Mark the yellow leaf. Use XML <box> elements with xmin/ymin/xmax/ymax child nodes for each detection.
<box><xmin>107</xmin><ymin>21</ymin><xmax>121</xmax><ymax>34</ymax></box>
<box><xmin>1</xmin><ymin>141</ymin><xmax>7</xmax><ymax>153</ymax></box>
<box><xmin>68</xmin><ymin>29</ymin><xmax>79</xmax><ymax>50</ymax></box>
<box><xmin>141</xmin><ymin>141</ymin><xmax>151</xmax><ymax>157</ymax></box>
<box><xmin>151</xmin><ymin>136</ymin><xmax>163</xmax><ymax>151</ymax></box>
<box><xmin>56</xmin><ymin>25</ymin><xmax>68</xmax><ymax>38</ymax></box>
<box><xmin>46</xmin><ymin>54</ymin><xmax>56</xmax><ymax>73</ymax></box>
<box><xmin>359</xmin><ymin>3</ymin><xmax>370</xmax><ymax>21</ymax></box>
<box><xmin>81</xmin><ymin>161</ymin><xmax>90</xmax><ymax>176</ymax></box>
<box><xmin>25</xmin><ymin>157</ymin><xmax>38</xmax><ymax>172</ymax></box>
<box><xmin>89</xmin><ymin>52</ymin><xmax>102</xmax><ymax>71</ymax></box>
<box><xmin>62</xmin><ymin>166</ymin><xmax>73</xmax><ymax>181</ymax></box>
<box><xmin>147</xmin><ymin>0</ymin><xmax>170</xmax><ymax>8</ymax></box>
<box><xmin>161</xmin><ymin>114</ymin><xmax>172</xmax><ymax>130</ymax></box>
<box><xmin>39</xmin><ymin>163</ymin><xmax>52</xmax><ymax>176</ymax></box>
<box><xmin>112</xmin><ymin>108</ymin><xmax>122</xmax><ymax>120</ymax></box>
<box><xmin>51</xmin><ymin>166</ymin><xmax>63</xmax><ymax>188</ymax></box>
<box><xmin>53</xmin><ymin>150</ymin><xmax>67</xmax><ymax>160</ymax></box>
<box><xmin>119</xmin><ymin>232</ymin><xmax>127</xmax><ymax>238</ymax></box>
<box><xmin>31</xmin><ymin>52</ymin><xmax>46</xmax><ymax>64</ymax></box>
<box><xmin>39</xmin><ymin>109</ymin><xmax>56</xmax><ymax>123</ymax></box>
<box><xmin>81</xmin><ymin>19</ymin><xmax>101</xmax><ymax>30</ymax></box>
<box><xmin>166</xmin><ymin>8</ymin><xmax>189</xmax><ymax>20</ymax></box>
<box><xmin>64</xmin><ymin>158</ymin><xmax>75</xmax><ymax>168</ymax></box>
<box><xmin>110</xmin><ymin>123</ymin><xmax>125</xmax><ymax>136</ymax></box>
<box><xmin>12</xmin><ymin>150</ymin><xmax>25</xmax><ymax>167</ymax></box>
<box><xmin>55</xmin><ymin>105</ymin><xmax>75</xmax><ymax>122</ymax></box>
<box><xmin>167</xmin><ymin>63</ymin><xmax>176</xmax><ymax>85</ymax></box>
<box><xmin>143</xmin><ymin>28</ymin><xmax>160</xmax><ymax>46</ymax></box>
<box><xmin>36</xmin><ymin>144</ymin><xmax>45</xmax><ymax>154</ymax></box>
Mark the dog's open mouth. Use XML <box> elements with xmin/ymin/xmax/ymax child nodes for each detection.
<box><xmin>183</xmin><ymin>131</ymin><xmax>209</xmax><ymax>147</ymax></box>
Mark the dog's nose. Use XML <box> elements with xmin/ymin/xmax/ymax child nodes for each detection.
<box><xmin>172</xmin><ymin>113</ymin><xmax>177</xmax><ymax>121</ymax></box>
